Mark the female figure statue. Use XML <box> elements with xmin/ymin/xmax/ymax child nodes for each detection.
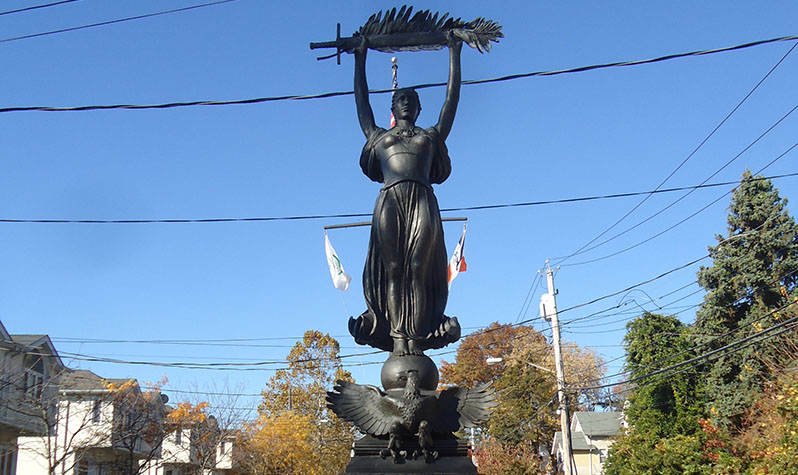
<box><xmin>348</xmin><ymin>35</ymin><xmax>463</xmax><ymax>356</ymax></box>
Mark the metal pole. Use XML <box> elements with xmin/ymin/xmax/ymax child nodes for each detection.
<box><xmin>541</xmin><ymin>261</ymin><xmax>575</xmax><ymax>475</ymax></box>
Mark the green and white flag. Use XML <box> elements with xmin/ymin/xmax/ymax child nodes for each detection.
<box><xmin>324</xmin><ymin>232</ymin><xmax>352</xmax><ymax>291</ymax></box>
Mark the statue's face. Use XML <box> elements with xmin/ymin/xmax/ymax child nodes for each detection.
<box><xmin>392</xmin><ymin>91</ymin><xmax>420</xmax><ymax>122</ymax></box>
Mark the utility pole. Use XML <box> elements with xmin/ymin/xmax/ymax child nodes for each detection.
<box><xmin>540</xmin><ymin>261</ymin><xmax>575</xmax><ymax>475</ymax></box>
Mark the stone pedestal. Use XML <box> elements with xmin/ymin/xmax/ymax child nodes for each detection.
<box><xmin>344</xmin><ymin>434</ymin><xmax>477</xmax><ymax>474</ymax></box>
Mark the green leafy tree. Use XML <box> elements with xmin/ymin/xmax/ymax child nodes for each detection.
<box><xmin>622</xmin><ymin>312</ymin><xmax>706</xmax><ymax>439</ymax></box>
<box><xmin>694</xmin><ymin>171</ymin><xmax>798</xmax><ymax>426</ymax></box>
<box><xmin>255</xmin><ymin>330</ymin><xmax>355</xmax><ymax>474</ymax></box>
<box><xmin>604</xmin><ymin>312</ymin><xmax>710</xmax><ymax>475</ymax></box>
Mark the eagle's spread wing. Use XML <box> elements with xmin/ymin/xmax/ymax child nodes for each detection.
<box><xmin>326</xmin><ymin>380</ymin><xmax>396</xmax><ymax>436</ymax></box>
<box><xmin>431</xmin><ymin>382</ymin><xmax>498</xmax><ymax>433</ymax></box>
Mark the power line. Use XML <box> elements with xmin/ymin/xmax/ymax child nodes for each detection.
<box><xmin>0</xmin><ymin>0</ymin><xmax>237</xmax><ymax>44</ymax></box>
<box><xmin>558</xmin><ymin>138</ymin><xmax>796</xmax><ymax>265</ymax></box>
<box><xmin>455</xmin><ymin>253</ymin><xmax>711</xmax><ymax>345</ymax></box>
<box><xmin>578</xmin><ymin>268</ymin><xmax>798</xmax><ymax>385</ymax></box>
<box><xmin>561</xmin><ymin>139</ymin><xmax>797</xmax><ymax>267</ymax></box>
<box><xmin>1</xmin><ymin>34</ymin><xmax>796</xmax><ymax>113</ymax></box>
<box><xmin>570</xmin><ymin>303</ymin><xmax>798</xmax><ymax>392</ymax></box>
<box><xmin>0</xmin><ymin>0</ymin><xmax>79</xmax><ymax>17</ymax></box>
<box><xmin>563</xmin><ymin>290</ymin><xmax>704</xmax><ymax>331</ymax></box>
<box><xmin>2</xmin><ymin>172</ymin><xmax>795</xmax><ymax>225</ymax></box>
<box><xmin>551</xmin><ymin>40</ymin><xmax>798</xmax><ymax>266</ymax></box>
<box><xmin>559</xmin><ymin>280</ymin><xmax>701</xmax><ymax>330</ymax></box>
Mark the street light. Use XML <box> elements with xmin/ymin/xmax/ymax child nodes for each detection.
<box><xmin>485</xmin><ymin>356</ymin><xmax>555</xmax><ymax>375</ymax></box>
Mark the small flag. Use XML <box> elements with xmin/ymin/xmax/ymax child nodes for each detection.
<box><xmin>447</xmin><ymin>224</ymin><xmax>468</xmax><ymax>286</ymax></box>
<box><xmin>325</xmin><ymin>232</ymin><xmax>352</xmax><ymax>291</ymax></box>
<box><xmin>389</xmin><ymin>57</ymin><xmax>398</xmax><ymax>128</ymax></box>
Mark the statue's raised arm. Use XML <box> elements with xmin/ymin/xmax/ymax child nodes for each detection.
<box><xmin>353</xmin><ymin>36</ymin><xmax>377</xmax><ymax>138</ymax></box>
<box><xmin>434</xmin><ymin>34</ymin><xmax>462</xmax><ymax>141</ymax></box>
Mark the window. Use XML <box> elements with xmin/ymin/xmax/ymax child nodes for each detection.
<box><xmin>0</xmin><ymin>447</ymin><xmax>16</xmax><ymax>475</ymax></box>
<box><xmin>23</xmin><ymin>355</ymin><xmax>45</xmax><ymax>401</ymax></box>
<box><xmin>220</xmin><ymin>441</ymin><xmax>227</xmax><ymax>454</ymax></box>
<box><xmin>165</xmin><ymin>470</ymin><xmax>173</xmax><ymax>475</ymax></box>
<box><xmin>92</xmin><ymin>400</ymin><xmax>101</xmax><ymax>423</ymax></box>
<box><xmin>175</xmin><ymin>428</ymin><xmax>182</xmax><ymax>445</ymax></box>
<box><xmin>75</xmin><ymin>460</ymin><xmax>88</xmax><ymax>475</ymax></box>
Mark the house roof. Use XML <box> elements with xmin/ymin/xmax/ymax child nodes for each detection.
<box><xmin>552</xmin><ymin>431</ymin><xmax>598</xmax><ymax>453</ymax></box>
<box><xmin>0</xmin><ymin>320</ymin><xmax>10</xmax><ymax>341</ymax></box>
<box><xmin>59</xmin><ymin>369</ymin><xmax>133</xmax><ymax>393</ymax></box>
<box><xmin>5</xmin><ymin>332</ymin><xmax>65</xmax><ymax>369</ymax></box>
<box><xmin>572</xmin><ymin>412</ymin><xmax>622</xmax><ymax>437</ymax></box>
<box><xmin>10</xmin><ymin>334</ymin><xmax>49</xmax><ymax>347</ymax></box>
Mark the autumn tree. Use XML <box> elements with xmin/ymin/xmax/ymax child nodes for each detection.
<box><xmin>439</xmin><ymin>322</ymin><xmax>533</xmax><ymax>387</ymax></box>
<box><xmin>105</xmin><ymin>378</ymin><xmax>170</xmax><ymax>475</ymax></box>
<box><xmin>440</xmin><ymin>322</ymin><xmax>605</xmax><ymax>473</ymax></box>
<box><xmin>176</xmin><ymin>380</ymin><xmax>250</xmax><ymax>474</ymax></box>
<box><xmin>160</xmin><ymin>400</ymin><xmax>218</xmax><ymax>473</ymax></box>
<box><xmin>694</xmin><ymin>171</ymin><xmax>798</xmax><ymax>427</ymax></box>
<box><xmin>250</xmin><ymin>330</ymin><xmax>355</xmax><ymax>474</ymax></box>
<box><xmin>235</xmin><ymin>411</ymin><xmax>317</xmax><ymax>474</ymax></box>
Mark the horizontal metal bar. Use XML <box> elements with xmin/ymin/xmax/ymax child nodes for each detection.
<box><xmin>324</xmin><ymin>216</ymin><xmax>467</xmax><ymax>230</ymax></box>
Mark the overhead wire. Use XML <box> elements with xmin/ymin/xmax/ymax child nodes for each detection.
<box><xmin>0</xmin><ymin>0</ymin><xmax>237</xmax><ymax>44</ymax></box>
<box><xmin>515</xmin><ymin>273</ymin><xmax>542</xmax><ymax>323</ymax></box>
<box><xmin>1</xmin><ymin>172</ymin><xmax>795</xmax><ymax>224</ymax></box>
<box><xmin>560</xmin><ymin>281</ymin><xmax>702</xmax><ymax>329</ymax></box>
<box><xmin>39</xmin><ymin>252</ymin><xmax>766</xmax><ymax>373</ymax></box>
<box><xmin>570</xmin><ymin>302</ymin><xmax>798</xmax><ymax>392</ymax></box>
<box><xmin>560</xmin><ymin>217</ymin><xmax>787</xmax><ymax>330</ymax></box>
<box><xmin>563</xmin><ymin>289</ymin><xmax>705</xmax><ymax>331</ymax></box>
<box><xmin>550</xmin><ymin>40</ymin><xmax>797</xmax><ymax>267</ymax></box>
<box><xmin>0</xmin><ymin>0</ymin><xmax>79</xmax><ymax>17</ymax></box>
<box><xmin>561</xmin><ymin>139</ymin><xmax>798</xmax><ymax>267</ymax></box>
<box><xmin>1</xmin><ymin>34</ymin><xmax>796</xmax><ymax>113</ymax></box>
<box><xmin>31</xmin><ymin>235</ymin><xmax>794</xmax><ymax>374</ymax></box>
<box><xmin>578</xmin><ymin>266</ymin><xmax>798</xmax><ymax>385</ymax></box>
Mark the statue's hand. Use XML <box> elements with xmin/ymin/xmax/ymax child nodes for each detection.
<box><xmin>354</xmin><ymin>34</ymin><xmax>368</xmax><ymax>56</ymax></box>
<box><xmin>446</xmin><ymin>30</ymin><xmax>463</xmax><ymax>51</ymax></box>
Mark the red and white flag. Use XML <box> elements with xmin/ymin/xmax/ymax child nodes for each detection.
<box><xmin>447</xmin><ymin>224</ymin><xmax>468</xmax><ymax>287</ymax></box>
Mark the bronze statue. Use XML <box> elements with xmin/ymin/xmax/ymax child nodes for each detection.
<box><xmin>313</xmin><ymin>6</ymin><xmax>501</xmax><ymax>471</ymax></box>
<box><xmin>313</xmin><ymin>6</ymin><xmax>501</xmax><ymax>357</ymax></box>
<box><xmin>348</xmin><ymin>32</ymin><xmax>463</xmax><ymax>357</ymax></box>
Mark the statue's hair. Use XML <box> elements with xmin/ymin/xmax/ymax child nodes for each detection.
<box><xmin>391</xmin><ymin>88</ymin><xmax>421</xmax><ymax>114</ymax></box>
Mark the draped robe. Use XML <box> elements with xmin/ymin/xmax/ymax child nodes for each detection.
<box><xmin>348</xmin><ymin>126</ymin><xmax>460</xmax><ymax>352</ymax></box>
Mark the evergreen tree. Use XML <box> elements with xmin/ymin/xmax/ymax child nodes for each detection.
<box><xmin>694</xmin><ymin>170</ymin><xmax>798</xmax><ymax>426</ymax></box>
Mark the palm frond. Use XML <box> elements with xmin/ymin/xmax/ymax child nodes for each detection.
<box><xmin>355</xmin><ymin>5</ymin><xmax>503</xmax><ymax>54</ymax></box>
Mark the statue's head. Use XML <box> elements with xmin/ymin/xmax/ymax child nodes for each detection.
<box><xmin>391</xmin><ymin>88</ymin><xmax>421</xmax><ymax>123</ymax></box>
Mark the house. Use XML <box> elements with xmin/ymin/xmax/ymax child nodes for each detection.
<box><xmin>0</xmin><ymin>320</ymin><xmax>64</xmax><ymax>475</ymax></box>
<box><xmin>2</xmin><ymin>320</ymin><xmax>233</xmax><ymax>475</ymax></box>
<box><xmin>211</xmin><ymin>433</ymin><xmax>235</xmax><ymax>474</ymax></box>
<box><xmin>16</xmin><ymin>369</ymin><xmax>167</xmax><ymax>475</ymax></box>
<box><xmin>143</xmin><ymin>412</ymin><xmax>237</xmax><ymax>475</ymax></box>
<box><xmin>552</xmin><ymin>411</ymin><xmax>622</xmax><ymax>474</ymax></box>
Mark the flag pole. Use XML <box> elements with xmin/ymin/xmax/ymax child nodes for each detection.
<box><xmin>390</xmin><ymin>56</ymin><xmax>398</xmax><ymax>128</ymax></box>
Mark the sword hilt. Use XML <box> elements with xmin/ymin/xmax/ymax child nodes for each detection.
<box><xmin>310</xmin><ymin>23</ymin><xmax>352</xmax><ymax>64</ymax></box>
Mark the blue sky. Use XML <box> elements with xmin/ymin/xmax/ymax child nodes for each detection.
<box><xmin>1</xmin><ymin>1</ymin><xmax>796</xmax><ymax>414</ymax></box>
